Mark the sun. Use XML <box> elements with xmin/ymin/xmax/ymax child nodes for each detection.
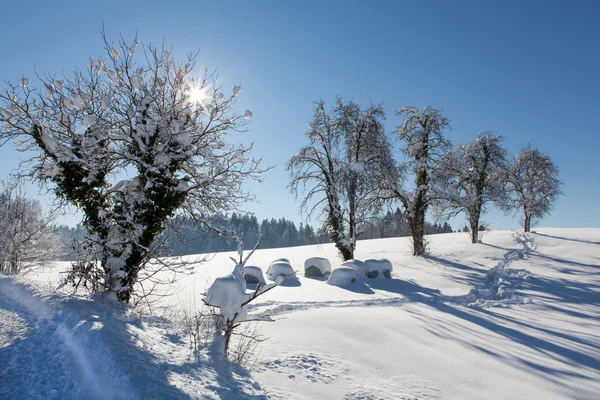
<box><xmin>186</xmin><ymin>83</ymin><xmax>210</xmax><ymax>110</ymax></box>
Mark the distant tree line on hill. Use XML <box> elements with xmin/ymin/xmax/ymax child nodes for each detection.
<box><xmin>54</xmin><ymin>211</ymin><xmax>454</xmax><ymax>258</ymax></box>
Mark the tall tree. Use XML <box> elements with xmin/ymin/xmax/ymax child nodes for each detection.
<box><xmin>436</xmin><ymin>133</ymin><xmax>508</xmax><ymax>243</ymax></box>
<box><xmin>507</xmin><ymin>144</ymin><xmax>562</xmax><ymax>232</ymax></box>
<box><xmin>287</xmin><ymin>99</ymin><xmax>393</xmax><ymax>260</ymax></box>
<box><xmin>0</xmin><ymin>34</ymin><xmax>264</xmax><ymax>302</ymax></box>
<box><xmin>390</xmin><ymin>106</ymin><xmax>451</xmax><ymax>255</ymax></box>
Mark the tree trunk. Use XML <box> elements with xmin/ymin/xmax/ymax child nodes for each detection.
<box><xmin>524</xmin><ymin>212</ymin><xmax>531</xmax><ymax>233</ymax></box>
<box><xmin>335</xmin><ymin>241</ymin><xmax>354</xmax><ymax>261</ymax></box>
<box><xmin>469</xmin><ymin>209</ymin><xmax>481</xmax><ymax>244</ymax></box>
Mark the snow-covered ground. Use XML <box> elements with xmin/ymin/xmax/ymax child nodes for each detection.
<box><xmin>1</xmin><ymin>228</ymin><xmax>599</xmax><ymax>399</ymax></box>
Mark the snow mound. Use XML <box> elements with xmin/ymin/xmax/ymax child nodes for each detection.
<box><xmin>267</xmin><ymin>261</ymin><xmax>295</xmax><ymax>281</ymax></box>
<box><xmin>364</xmin><ymin>259</ymin><xmax>393</xmax><ymax>279</ymax></box>
<box><xmin>304</xmin><ymin>257</ymin><xmax>331</xmax><ymax>278</ymax></box>
<box><xmin>242</xmin><ymin>265</ymin><xmax>266</xmax><ymax>286</ymax></box>
<box><xmin>205</xmin><ymin>265</ymin><xmax>248</xmax><ymax>321</ymax></box>
<box><xmin>327</xmin><ymin>267</ymin><xmax>359</xmax><ymax>286</ymax></box>
<box><xmin>341</xmin><ymin>259</ymin><xmax>367</xmax><ymax>279</ymax></box>
<box><xmin>271</xmin><ymin>257</ymin><xmax>291</xmax><ymax>265</ymax></box>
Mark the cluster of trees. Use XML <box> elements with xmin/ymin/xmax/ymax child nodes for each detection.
<box><xmin>0</xmin><ymin>180</ymin><xmax>57</xmax><ymax>274</ymax></box>
<box><xmin>289</xmin><ymin>101</ymin><xmax>562</xmax><ymax>260</ymax></box>
<box><xmin>0</xmin><ymin>32</ymin><xmax>562</xmax><ymax>302</ymax></box>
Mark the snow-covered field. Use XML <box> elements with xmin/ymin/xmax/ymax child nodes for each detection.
<box><xmin>1</xmin><ymin>228</ymin><xmax>599</xmax><ymax>399</ymax></box>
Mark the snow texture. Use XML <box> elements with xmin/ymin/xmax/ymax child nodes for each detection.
<box><xmin>2</xmin><ymin>229</ymin><xmax>600</xmax><ymax>400</ymax></box>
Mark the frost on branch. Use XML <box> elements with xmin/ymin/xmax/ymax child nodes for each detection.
<box><xmin>0</xmin><ymin>32</ymin><xmax>265</xmax><ymax>303</ymax></box>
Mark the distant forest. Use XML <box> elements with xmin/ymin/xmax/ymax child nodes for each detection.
<box><xmin>54</xmin><ymin>209</ymin><xmax>454</xmax><ymax>257</ymax></box>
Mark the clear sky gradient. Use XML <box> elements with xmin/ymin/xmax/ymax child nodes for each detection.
<box><xmin>1</xmin><ymin>0</ymin><xmax>598</xmax><ymax>230</ymax></box>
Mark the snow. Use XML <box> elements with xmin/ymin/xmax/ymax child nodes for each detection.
<box><xmin>205</xmin><ymin>264</ymin><xmax>248</xmax><ymax>321</ymax></box>
<box><xmin>266</xmin><ymin>261</ymin><xmax>295</xmax><ymax>281</ymax></box>
<box><xmin>327</xmin><ymin>266</ymin><xmax>358</xmax><ymax>286</ymax></box>
<box><xmin>340</xmin><ymin>259</ymin><xmax>367</xmax><ymax>279</ymax></box>
<box><xmin>1</xmin><ymin>228</ymin><xmax>600</xmax><ymax>399</ymax></box>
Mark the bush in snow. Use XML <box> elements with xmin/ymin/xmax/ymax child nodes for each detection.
<box><xmin>364</xmin><ymin>259</ymin><xmax>393</xmax><ymax>279</ymax></box>
<box><xmin>267</xmin><ymin>261</ymin><xmax>295</xmax><ymax>281</ymax></box>
<box><xmin>304</xmin><ymin>257</ymin><xmax>331</xmax><ymax>278</ymax></box>
<box><xmin>0</xmin><ymin>33</ymin><xmax>264</xmax><ymax>302</ymax></box>
<box><xmin>203</xmin><ymin>239</ymin><xmax>288</xmax><ymax>361</ymax></box>
<box><xmin>327</xmin><ymin>266</ymin><xmax>359</xmax><ymax>286</ymax></box>
<box><xmin>242</xmin><ymin>265</ymin><xmax>266</xmax><ymax>286</ymax></box>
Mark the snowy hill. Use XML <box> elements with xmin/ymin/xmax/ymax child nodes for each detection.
<box><xmin>1</xmin><ymin>228</ymin><xmax>599</xmax><ymax>399</ymax></box>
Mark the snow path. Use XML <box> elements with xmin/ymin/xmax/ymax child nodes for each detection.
<box><xmin>0</xmin><ymin>279</ymin><xmax>139</xmax><ymax>400</ymax></box>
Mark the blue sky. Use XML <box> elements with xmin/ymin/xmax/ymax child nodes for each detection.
<box><xmin>1</xmin><ymin>0</ymin><xmax>598</xmax><ymax>230</ymax></box>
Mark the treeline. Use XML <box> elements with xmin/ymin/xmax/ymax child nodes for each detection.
<box><xmin>55</xmin><ymin>211</ymin><xmax>454</xmax><ymax>257</ymax></box>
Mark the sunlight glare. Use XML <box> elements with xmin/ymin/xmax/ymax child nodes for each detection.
<box><xmin>186</xmin><ymin>83</ymin><xmax>211</xmax><ymax>110</ymax></box>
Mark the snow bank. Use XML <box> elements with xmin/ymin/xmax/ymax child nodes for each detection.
<box><xmin>243</xmin><ymin>265</ymin><xmax>266</xmax><ymax>286</ymax></box>
<box><xmin>327</xmin><ymin>267</ymin><xmax>359</xmax><ymax>286</ymax></box>
<box><xmin>364</xmin><ymin>259</ymin><xmax>393</xmax><ymax>279</ymax></box>
<box><xmin>304</xmin><ymin>257</ymin><xmax>331</xmax><ymax>278</ymax></box>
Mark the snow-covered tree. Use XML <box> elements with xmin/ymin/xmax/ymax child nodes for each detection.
<box><xmin>389</xmin><ymin>106</ymin><xmax>451</xmax><ymax>256</ymax></box>
<box><xmin>507</xmin><ymin>144</ymin><xmax>562</xmax><ymax>232</ymax></box>
<box><xmin>436</xmin><ymin>133</ymin><xmax>508</xmax><ymax>243</ymax></box>
<box><xmin>0</xmin><ymin>179</ymin><xmax>57</xmax><ymax>274</ymax></box>
<box><xmin>287</xmin><ymin>99</ymin><xmax>393</xmax><ymax>260</ymax></box>
<box><xmin>0</xmin><ymin>34</ymin><xmax>264</xmax><ymax>302</ymax></box>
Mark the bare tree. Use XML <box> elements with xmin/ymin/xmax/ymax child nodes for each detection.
<box><xmin>0</xmin><ymin>178</ymin><xmax>57</xmax><ymax>274</ymax></box>
<box><xmin>507</xmin><ymin>144</ymin><xmax>562</xmax><ymax>232</ymax></box>
<box><xmin>0</xmin><ymin>33</ymin><xmax>264</xmax><ymax>302</ymax></box>
<box><xmin>436</xmin><ymin>133</ymin><xmax>508</xmax><ymax>243</ymax></box>
<box><xmin>287</xmin><ymin>99</ymin><xmax>393</xmax><ymax>260</ymax></box>
<box><xmin>388</xmin><ymin>106</ymin><xmax>451</xmax><ymax>256</ymax></box>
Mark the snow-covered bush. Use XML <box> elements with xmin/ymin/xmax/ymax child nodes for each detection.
<box><xmin>304</xmin><ymin>257</ymin><xmax>331</xmax><ymax>278</ymax></box>
<box><xmin>267</xmin><ymin>261</ymin><xmax>295</xmax><ymax>281</ymax></box>
<box><xmin>0</xmin><ymin>33</ymin><xmax>264</xmax><ymax>302</ymax></box>
<box><xmin>242</xmin><ymin>265</ymin><xmax>266</xmax><ymax>286</ymax></box>
<box><xmin>341</xmin><ymin>259</ymin><xmax>367</xmax><ymax>279</ymax></box>
<box><xmin>364</xmin><ymin>259</ymin><xmax>393</xmax><ymax>279</ymax></box>
<box><xmin>327</xmin><ymin>267</ymin><xmax>359</xmax><ymax>286</ymax></box>
<box><xmin>203</xmin><ymin>239</ymin><xmax>286</xmax><ymax>361</ymax></box>
<box><xmin>272</xmin><ymin>257</ymin><xmax>290</xmax><ymax>264</ymax></box>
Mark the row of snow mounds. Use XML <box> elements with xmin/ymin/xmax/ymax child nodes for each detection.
<box><xmin>461</xmin><ymin>232</ymin><xmax>535</xmax><ymax>307</ymax></box>
<box><xmin>327</xmin><ymin>259</ymin><xmax>393</xmax><ymax>286</ymax></box>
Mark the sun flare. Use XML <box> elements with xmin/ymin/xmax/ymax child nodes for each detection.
<box><xmin>186</xmin><ymin>84</ymin><xmax>210</xmax><ymax>110</ymax></box>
